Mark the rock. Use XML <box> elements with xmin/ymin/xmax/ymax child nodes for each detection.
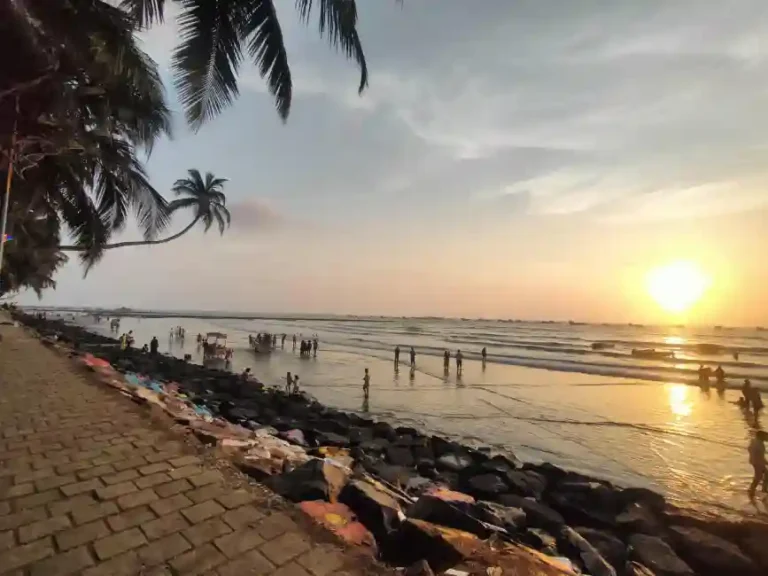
<box><xmin>349</xmin><ymin>427</ymin><xmax>374</xmax><ymax>445</ymax></box>
<box><xmin>619</xmin><ymin>487</ymin><xmax>666</xmax><ymax>513</ymax></box>
<box><xmin>519</xmin><ymin>528</ymin><xmax>558</xmax><ymax>555</ymax></box>
<box><xmin>741</xmin><ymin>533</ymin><xmax>768</xmax><ymax>570</ymax></box>
<box><xmin>437</xmin><ymin>453</ymin><xmax>474</xmax><ymax>473</ymax></box>
<box><xmin>481</xmin><ymin>454</ymin><xmax>519</xmax><ymax>475</ymax></box>
<box><xmin>364</xmin><ymin>461</ymin><xmax>415</xmax><ymax>487</ymax></box>
<box><xmin>387</xmin><ymin>446</ymin><xmax>415</xmax><ymax>467</ymax></box>
<box><xmin>558</xmin><ymin>526</ymin><xmax>617</xmax><ymax>576</ymax></box>
<box><xmin>523</xmin><ymin>461</ymin><xmax>569</xmax><ymax>484</ymax></box>
<box><xmin>434</xmin><ymin>471</ymin><xmax>461</xmax><ymax>490</ymax></box>
<box><xmin>498</xmin><ymin>494</ymin><xmax>564</xmax><ymax>532</ymax></box>
<box><xmin>629</xmin><ymin>534</ymin><xmax>693</xmax><ymax>576</ymax></box>
<box><xmin>388</xmin><ymin>519</ymin><xmax>481</xmax><ymax>572</ymax></box>
<box><xmin>431</xmin><ymin>436</ymin><xmax>458</xmax><ymax>457</ymax></box>
<box><xmin>668</xmin><ymin>525</ymin><xmax>758</xmax><ymax>576</ymax></box>
<box><xmin>279</xmin><ymin>429</ymin><xmax>308</xmax><ymax>447</ymax></box>
<box><xmin>405</xmin><ymin>476</ymin><xmax>433</xmax><ymax>494</ymax></box>
<box><xmin>268</xmin><ymin>458</ymin><xmax>349</xmax><ymax>503</ymax></box>
<box><xmin>625</xmin><ymin>561</ymin><xmax>657</xmax><ymax>576</ymax></box>
<box><xmin>575</xmin><ymin>527</ymin><xmax>627</xmax><ymax>571</ymax></box>
<box><xmin>505</xmin><ymin>470</ymin><xmax>547</xmax><ymax>498</ymax></box>
<box><xmin>466</xmin><ymin>474</ymin><xmax>507</xmax><ymax>500</ymax></box>
<box><xmin>413</xmin><ymin>444</ymin><xmax>435</xmax><ymax>468</ymax></box>
<box><xmin>409</xmin><ymin>495</ymin><xmax>495</xmax><ymax>539</ymax></box>
<box><xmin>360</xmin><ymin>438</ymin><xmax>390</xmax><ymax>453</ymax></box>
<box><xmin>314</xmin><ymin>431</ymin><xmax>349</xmax><ymax>447</ymax></box>
<box><xmin>423</xmin><ymin>486</ymin><xmax>475</xmax><ymax>505</ymax></box>
<box><xmin>471</xmin><ymin>501</ymin><xmax>526</xmax><ymax>533</ymax></box>
<box><xmin>548</xmin><ymin>483</ymin><xmax>619</xmax><ymax>528</ymax></box>
<box><xmin>403</xmin><ymin>559</ymin><xmax>435</xmax><ymax>576</ymax></box>
<box><xmin>299</xmin><ymin>500</ymin><xmax>376</xmax><ymax>550</ymax></box>
<box><xmin>617</xmin><ymin>502</ymin><xmax>661</xmax><ymax>535</ymax></box>
<box><xmin>339</xmin><ymin>478</ymin><xmax>404</xmax><ymax>548</ymax></box>
<box><xmin>373</xmin><ymin>421</ymin><xmax>397</xmax><ymax>441</ymax></box>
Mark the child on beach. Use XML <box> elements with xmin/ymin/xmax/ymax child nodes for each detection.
<box><xmin>456</xmin><ymin>349</ymin><xmax>463</xmax><ymax>374</ymax></box>
<box><xmin>363</xmin><ymin>368</ymin><xmax>370</xmax><ymax>399</ymax></box>
<box><xmin>285</xmin><ymin>372</ymin><xmax>293</xmax><ymax>394</ymax></box>
<box><xmin>293</xmin><ymin>375</ymin><xmax>300</xmax><ymax>394</ymax></box>
<box><xmin>748</xmin><ymin>430</ymin><xmax>768</xmax><ymax>499</ymax></box>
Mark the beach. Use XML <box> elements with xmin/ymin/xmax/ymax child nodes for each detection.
<box><xmin>69</xmin><ymin>312</ymin><xmax>768</xmax><ymax>517</ymax></box>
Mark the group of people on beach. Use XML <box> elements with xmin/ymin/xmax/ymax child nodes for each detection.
<box><xmin>393</xmin><ymin>345</ymin><xmax>488</xmax><ymax>375</ymax></box>
<box><xmin>169</xmin><ymin>326</ymin><xmax>185</xmax><ymax>342</ymax></box>
<box><xmin>298</xmin><ymin>336</ymin><xmax>318</xmax><ymax>357</ymax></box>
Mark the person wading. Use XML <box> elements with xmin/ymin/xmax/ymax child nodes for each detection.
<box><xmin>748</xmin><ymin>430</ymin><xmax>768</xmax><ymax>499</ymax></box>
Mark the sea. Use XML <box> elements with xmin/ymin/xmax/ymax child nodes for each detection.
<box><xmin>62</xmin><ymin>312</ymin><xmax>768</xmax><ymax>517</ymax></box>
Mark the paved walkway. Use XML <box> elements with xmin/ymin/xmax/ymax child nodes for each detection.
<box><xmin>0</xmin><ymin>319</ymin><xmax>375</xmax><ymax>576</ymax></box>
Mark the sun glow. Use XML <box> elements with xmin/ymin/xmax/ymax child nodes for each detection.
<box><xmin>647</xmin><ymin>261</ymin><xmax>710</xmax><ymax>314</ymax></box>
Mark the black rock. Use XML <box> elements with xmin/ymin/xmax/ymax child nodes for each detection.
<box><xmin>339</xmin><ymin>479</ymin><xmax>403</xmax><ymax>550</ymax></box>
<box><xmin>360</xmin><ymin>438</ymin><xmax>390</xmax><ymax>453</ymax></box>
<box><xmin>387</xmin><ymin>519</ymin><xmax>474</xmax><ymax>573</ymax></box>
<box><xmin>481</xmin><ymin>454</ymin><xmax>518</xmax><ymax>475</ymax></box>
<box><xmin>470</xmin><ymin>501</ymin><xmax>526</xmax><ymax>532</ymax></box>
<box><xmin>668</xmin><ymin>525</ymin><xmax>759</xmax><ymax>576</ymax></box>
<box><xmin>408</xmin><ymin>495</ymin><xmax>495</xmax><ymax>539</ymax></box>
<box><xmin>619</xmin><ymin>487</ymin><xmax>666</xmax><ymax>513</ymax></box>
<box><xmin>349</xmin><ymin>427</ymin><xmax>374</xmax><ymax>445</ymax></box>
<box><xmin>616</xmin><ymin>502</ymin><xmax>661</xmax><ymax>535</ymax></box>
<box><xmin>519</xmin><ymin>528</ymin><xmax>558</xmax><ymax>555</ymax></box>
<box><xmin>498</xmin><ymin>494</ymin><xmax>565</xmax><ymax>532</ymax></box>
<box><xmin>547</xmin><ymin>482</ymin><xmax>620</xmax><ymax>529</ymax></box>
<box><xmin>314</xmin><ymin>431</ymin><xmax>349</xmax><ymax>447</ymax></box>
<box><xmin>558</xmin><ymin>526</ymin><xmax>617</xmax><ymax>576</ymax></box>
<box><xmin>387</xmin><ymin>446</ymin><xmax>415</xmax><ymax>468</ymax></box>
<box><xmin>628</xmin><ymin>534</ymin><xmax>694</xmax><ymax>576</ymax></box>
<box><xmin>466</xmin><ymin>473</ymin><xmax>507</xmax><ymax>500</ymax></box>
<box><xmin>575</xmin><ymin>527</ymin><xmax>628</xmax><ymax>572</ymax></box>
<box><xmin>436</xmin><ymin>452</ymin><xmax>473</xmax><ymax>473</ymax></box>
<box><xmin>267</xmin><ymin>459</ymin><xmax>349</xmax><ymax>503</ymax></box>
<box><xmin>505</xmin><ymin>470</ymin><xmax>547</xmax><ymax>499</ymax></box>
<box><xmin>364</xmin><ymin>461</ymin><xmax>416</xmax><ymax>487</ymax></box>
<box><xmin>373</xmin><ymin>422</ymin><xmax>397</xmax><ymax>441</ymax></box>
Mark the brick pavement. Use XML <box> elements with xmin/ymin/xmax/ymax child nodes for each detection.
<box><xmin>0</xmin><ymin>319</ymin><xmax>376</xmax><ymax>576</ymax></box>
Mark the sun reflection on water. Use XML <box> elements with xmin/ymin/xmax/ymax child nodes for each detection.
<box><xmin>667</xmin><ymin>383</ymin><xmax>692</xmax><ymax>418</ymax></box>
<box><xmin>664</xmin><ymin>336</ymin><xmax>686</xmax><ymax>346</ymax></box>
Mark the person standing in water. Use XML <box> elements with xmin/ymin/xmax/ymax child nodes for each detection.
<box><xmin>481</xmin><ymin>347</ymin><xmax>487</xmax><ymax>368</ymax></box>
<box><xmin>410</xmin><ymin>347</ymin><xmax>416</xmax><ymax>369</ymax></box>
<box><xmin>456</xmin><ymin>349</ymin><xmax>464</xmax><ymax>374</ymax></box>
<box><xmin>150</xmin><ymin>336</ymin><xmax>159</xmax><ymax>355</ymax></box>
<box><xmin>292</xmin><ymin>334</ymin><xmax>297</xmax><ymax>351</ymax></box>
<box><xmin>312</xmin><ymin>337</ymin><xmax>318</xmax><ymax>357</ymax></box>
<box><xmin>281</xmin><ymin>334</ymin><xmax>286</xmax><ymax>349</ymax></box>
<box><xmin>363</xmin><ymin>368</ymin><xmax>370</xmax><ymax>400</ymax></box>
<box><xmin>394</xmin><ymin>346</ymin><xmax>400</xmax><ymax>368</ymax></box>
<box><xmin>443</xmin><ymin>350</ymin><xmax>450</xmax><ymax>372</ymax></box>
<box><xmin>285</xmin><ymin>372</ymin><xmax>293</xmax><ymax>394</ymax></box>
<box><xmin>748</xmin><ymin>430</ymin><xmax>768</xmax><ymax>498</ymax></box>
<box><xmin>293</xmin><ymin>375</ymin><xmax>300</xmax><ymax>394</ymax></box>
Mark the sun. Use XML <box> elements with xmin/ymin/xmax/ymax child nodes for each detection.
<box><xmin>647</xmin><ymin>261</ymin><xmax>710</xmax><ymax>314</ymax></box>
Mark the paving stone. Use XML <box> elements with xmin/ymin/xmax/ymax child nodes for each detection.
<box><xmin>186</xmin><ymin>482</ymin><xmax>227</xmax><ymax>504</ymax></box>
<box><xmin>169</xmin><ymin>542</ymin><xmax>226</xmax><ymax>575</ymax></box>
<box><xmin>0</xmin><ymin>501</ymin><xmax>10</xmax><ymax>515</ymax></box>
<box><xmin>61</xmin><ymin>478</ymin><xmax>104</xmax><ymax>497</ymax></box>
<box><xmin>112</xmin><ymin>456</ymin><xmax>148</xmax><ymax>472</ymax></box>
<box><xmin>76</xmin><ymin>465</ymin><xmax>116</xmax><ymax>481</ymax></box>
<box><xmin>169</xmin><ymin>465</ymin><xmax>204</xmax><ymax>480</ymax></box>
<box><xmin>81</xmin><ymin>550</ymin><xmax>142</xmax><ymax>576</ymax></box>
<box><xmin>214</xmin><ymin>528</ymin><xmax>264</xmax><ymax>558</ymax></box>
<box><xmin>29</xmin><ymin>545</ymin><xmax>95</xmax><ymax>576</ymax></box>
<box><xmin>101</xmin><ymin>469</ymin><xmax>140</xmax><ymax>486</ymax></box>
<box><xmin>136</xmin><ymin>472</ymin><xmax>172</xmax><ymax>489</ymax></box>
<box><xmin>271</xmin><ymin>562</ymin><xmax>313</xmax><ymax>576</ymax></box>
<box><xmin>12</xmin><ymin>488</ymin><xmax>62</xmax><ymax>511</ymax></box>
<box><xmin>145</xmin><ymin>451</ymin><xmax>177</xmax><ymax>464</ymax></box>
<box><xmin>106</xmin><ymin>506</ymin><xmax>156</xmax><ymax>532</ymax></box>
<box><xmin>182</xmin><ymin>518</ymin><xmax>233</xmax><ymax>546</ymax></box>
<box><xmin>216</xmin><ymin>490</ymin><xmax>256</xmax><ymax>510</ymax></box>
<box><xmin>253</xmin><ymin>512</ymin><xmax>295</xmax><ymax>540</ymax></box>
<box><xmin>117</xmin><ymin>487</ymin><xmax>158</xmax><ymax>510</ymax></box>
<box><xmin>261</xmin><ymin>532</ymin><xmax>312</xmax><ymax>566</ymax></box>
<box><xmin>0</xmin><ymin>536</ymin><xmax>54</xmax><ymax>572</ymax></box>
<box><xmin>136</xmin><ymin>531</ymin><xmax>191</xmax><ymax>566</ymax></box>
<box><xmin>188</xmin><ymin>471</ymin><xmax>222</xmax><ymax>488</ymax></box>
<box><xmin>95</xmin><ymin>480</ymin><xmax>137</xmax><ymax>501</ymax></box>
<box><xmin>34</xmin><ymin>473</ymin><xmax>76</xmax><ymax>492</ymax></box>
<box><xmin>141</xmin><ymin>511</ymin><xmax>189</xmax><ymax>539</ymax></box>
<box><xmin>169</xmin><ymin>455</ymin><xmax>201</xmax><ymax>468</ymax></box>
<box><xmin>150</xmin><ymin>493</ymin><xmax>193</xmax><ymax>516</ymax></box>
<box><xmin>48</xmin><ymin>493</ymin><xmax>97</xmax><ymax>517</ymax></box>
<box><xmin>155</xmin><ymin>478</ymin><xmax>192</xmax><ymax>498</ymax></box>
<box><xmin>181</xmin><ymin>500</ymin><xmax>225</xmax><ymax>524</ymax></box>
<box><xmin>14</xmin><ymin>468</ymin><xmax>54</xmax><ymax>485</ymax></box>
<box><xmin>217</xmin><ymin>548</ymin><xmax>276</xmax><ymax>576</ymax></box>
<box><xmin>297</xmin><ymin>545</ymin><xmax>346</xmax><ymax>576</ymax></box>
<box><xmin>56</xmin><ymin>519</ymin><xmax>111</xmax><ymax>551</ymax></box>
<box><xmin>93</xmin><ymin>527</ymin><xmax>148</xmax><ymax>560</ymax></box>
<box><xmin>0</xmin><ymin>529</ymin><xmax>14</xmax><ymax>550</ymax></box>
<box><xmin>2</xmin><ymin>482</ymin><xmax>34</xmax><ymax>498</ymax></box>
<box><xmin>72</xmin><ymin>501</ymin><xmax>119</xmax><ymax>525</ymax></box>
<box><xmin>223</xmin><ymin>505</ymin><xmax>266</xmax><ymax>531</ymax></box>
<box><xmin>19</xmin><ymin>514</ymin><xmax>71</xmax><ymax>543</ymax></box>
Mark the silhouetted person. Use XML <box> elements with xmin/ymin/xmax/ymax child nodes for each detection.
<box><xmin>443</xmin><ymin>350</ymin><xmax>450</xmax><ymax>372</ymax></box>
<box><xmin>481</xmin><ymin>347</ymin><xmax>487</xmax><ymax>365</ymax></box>
<box><xmin>313</xmin><ymin>338</ymin><xmax>318</xmax><ymax>357</ymax></box>
<box><xmin>286</xmin><ymin>372</ymin><xmax>293</xmax><ymax>394</ymax></box>
<box><xmin>394</xmin><ymin>346</ymin><xmax>400</xmax><ymax>367</ymax></box>
<box><xmin>734</xmin><ymin>351</ymin><xmax>740</xmax><ymax>361</ymax></box>
<box><xmin>363</xmin><ymin>368</ymin><xmax>370</xmax><ymax>400</ymax></box>
<box><xmin>292</xmin><ymin>334</ymin><xmax>297</xmax><ymax>351</ymax></box>
<box><xmin>456</xmin><ymin>349</ymin><xmax>463</xmax><ymax>374</ymax></box>
<box><xmin>150</xmin><ymin>336</ymin><xmax>159</xmax><ymax>355</ymax></box>
<box><xmin>293</xmin><ymin>375</ymin><xmax>300</xmax><ymax>394</ymax></box>
<box><xmin>281</xmin><ymin>334</ymin><xmax>286</xmax><ymax>349</ymax></box>
<box><xmin>698</xmin><ymin>365</ymin><xmax>710</xmax><ymax>390</ymax></box>
<box><xmin>410</xmin><ymin>347</ymin><xmax>416</xmax><ymax>369</ymax></box>
<box><xmin>748</xmin><ymin>430</ymin><xmax>768</xmax><ymax>499</ymax></box>
<box><xmin>741</xmin><ymin>379</ymin><xmax>754</xmax><ymax>411</ymax></box>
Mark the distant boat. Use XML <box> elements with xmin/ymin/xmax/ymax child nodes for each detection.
<box><xmin>569</xmin><ymin>320</ymin><xmax>585</xmax><ymax>326</ymax></box>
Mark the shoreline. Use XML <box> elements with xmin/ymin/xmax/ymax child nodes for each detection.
<box><xmin>15</xmin><ymin>311</ymin><xmax>768</xmax><ymax>576</ymax></box>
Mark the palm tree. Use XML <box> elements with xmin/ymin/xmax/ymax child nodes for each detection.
<box><xmin>1</xmin><ymin>0</ymin><xmax>173</xmax><ymax>268</ymax></box>
<box><xmin>59</xmin><ymin>169</ymin><xmax>230</xmax><ymax>251</ymax></box>
<box><xmin>120</xmin><ymin>0</ymin><xmax>384</xmax><ymax>128</ymax></box>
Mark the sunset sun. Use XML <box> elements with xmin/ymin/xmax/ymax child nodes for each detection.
<box><xmin>647</xmin><ymin>261</ymin><xmax>710</xmax><ymax>314</ymax></box>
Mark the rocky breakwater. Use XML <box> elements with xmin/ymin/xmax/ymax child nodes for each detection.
<box><xmin>17</xmin><ymin>313</ymin><xmax>768</xmax><ymax>576</ymax></box>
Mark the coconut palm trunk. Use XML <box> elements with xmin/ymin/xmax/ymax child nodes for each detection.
<box><xmin>59</xmin><ymin>215</ymin><xmax>200</xmax><ymax>251</ymax></box>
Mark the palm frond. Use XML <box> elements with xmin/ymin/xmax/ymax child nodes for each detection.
<box><xmin>121</xmin><ymin>0</ymin><xmax>167</xmax><ymax>27</ymax></box>
<box><xmin>173</xmin><ymin>0</ymin><xmax>245</xmax><ymax>129</ymax></box>
<box><xmin>295</xmin><ymin>0</ymin><xmax>368</xmax><ymax>93</ymax></box>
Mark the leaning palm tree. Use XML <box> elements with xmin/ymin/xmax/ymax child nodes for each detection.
<box><xmin>59</xmin><ymin>169</ymin><xmax>230</xmax><ymax>250</ymax></box>
<box><xmin>121</xmin><ymin>0</ymin><xmax>381</xmax><ymax>128</ymax></box>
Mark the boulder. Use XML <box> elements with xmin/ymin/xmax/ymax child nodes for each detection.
<box><xmin>413</xmin><ymin>444</ymin><xmax>435</xmax><ymax>468</ymax></box>
<box><xmin>558</xmin><ymin>526</ymin><xmax>617</xmax><ymax>576</ymax></box>
<box><xmin>575</xmin><ymin>527</ymin><xmax>627</xmax><ymax>572</ymax></box>
<box><xmin>363</xmin><ymin>461</ymin><xmax>415</xmax><ymax>488</ymax></box>
<box><xmin>314</xmin><ymin>431</ymin><xmax>349</xmax><ymax>447</ymax></box>
<box><xmin>373</xmin><ymin>421</ymin><xmax>397</xmax><ymax>441</ymax></box>
<box><xmin>403</xmin><ymin>559</ymin><xmax>434</xmax><ymax>576</ymax></box>
<box><xmin>519</xmin><ymin>528</ymin><xmax>558</xmax><ymax>555</ymax></box>
<box><xmin>466</xmin><ymin>473</ymin><xmax>508</xmax><ymax>500</ymax></box>
<box><xmin>436</xmin><ymin>452</ymin><xmax>474</xmax><ymax>473</ymax></box>
<box><xmin>267</xmin><ymin>458</ymin><xmax>350</xmax><ymax>503</ymax></box>
<box><xmin>619</xmin><ymin>487</ymin><xmax>666</xmax><ymax>513</ymax></box>
<box><xmin>359</xmin><ymin>438</ymin><xmax>389</xmax><ymax>454</ymax></box>
<box><xmin>741</xmin><ymin>533</ymin><xmax>768</xmax><ymax>570</ymax></box>
<box><xmin>408</xmin><ymin>495</ymin><xmax>495</xmax><ymax>539</ymax></box>
<box><xmin>617</xmin><ymin>502</ymin><xmax>661</xmax><ymax>535</ymax></box>
<box><xmin>387</xmin><ymin>446</ymin><xmax>415</xmax><ymax>468</ymax></box>
<box><xmin>625</xmin><ymin>561</ymin><xmax>657</xmax><ymax>576</ymax></box>
<box><xmin>481</xmin><ymin>454</ymin><xmax>518</xmax><ymax>475</ymax></box>
<box><xmin>349</xmin><ymin>427</ymin><xmax>374</xmax><ymax>445</ymax></box>
<box><xmin>548</xmin><ymin>482</ymin><xmax>619</xmax><ymax>528</ymax></box>
<box><xmin>668</xmin><ymin>525</ymin><xmax>758</xmax><ymax>576</ymax></box>
<box><xmin>471</xmin><ymin>501</ymin><xmax>527</xmax><ymax>533</ymax></box>
<box><xmin>498</xmin><ymin>494</ymin><xmax>564</xmax><ymax>532</ymax></box>
<box><xmin>388</xmin><ymin>519</ymin><xmax>482</xmax><ymax>572</ymax></box>
<box><xmin>629</xmin><ymin>534</ymin><xmax>693</xmax><ymax>576</ymax></box>
<box><xmin>279</xmin><ymin>429</ymin><xmax>308</xmax><ymax>447</ymax></box>
<box><xmin>505</xmin><ymin>470</ymin><xmax>547</xmax><ymax>498</ymax></box>
<box><xmin>339</xmin><ymin>478</ymin><xmax>404</xmax><ymax>548</ymax></box>
<box><xmin>299</xmin><ymin>500</ymin><xmax>376</xmax><ymax>550</ymax></box>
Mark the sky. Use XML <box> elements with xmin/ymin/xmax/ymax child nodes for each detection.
<box><xmin>17</xmin><ymin>0</ymin><xmax>768</xmax><ymax>325</ymax></box>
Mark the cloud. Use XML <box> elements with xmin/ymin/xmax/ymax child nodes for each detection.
<box><xmin>228</xmin><ymin>199</ymin><xmax>284</xmax><ymax>233</ymax></box>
